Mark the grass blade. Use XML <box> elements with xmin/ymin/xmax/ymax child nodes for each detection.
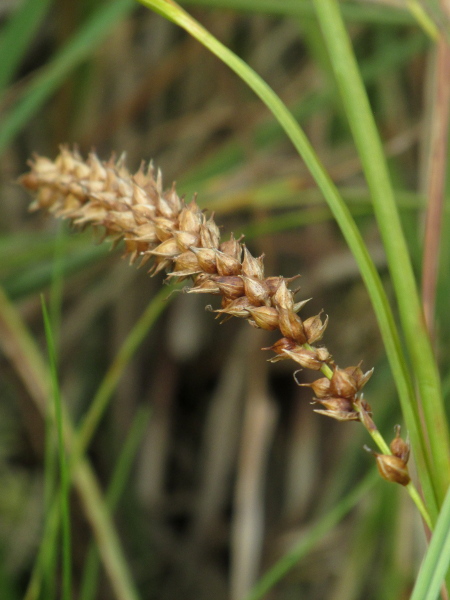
<box><xmin>74</xmin><ymin>282</ymin><xmax>178</xmax><ymax>459</ymax></box>
<box><xmin>136</xmin><ymin>0</ymin><xmax>438</xmax><ymax>523</ymax></box>
<box><xmin>40</xmin><ymin>296</ymin><xmax>72</xmax><ymax>600</ymax></box>
<box><xmin>0</xmin><ymin>286</ymin><xmax>140</xmax><ymax>600</ymax></box>
<box><xmin>411</xmin><ymin>485</ymin><xmax>450</xmax><ymax>600</ymax></box>
<box><xmin>179</xmin><ymin>0</ymin><xmax>415</xmax><ymax>26</ymax></box>
<box><xmin>0</xmin><ymin>0</ymin><xmax>53</xmax><ymax>95</ymax></box>
<box><xmin>313</xmin><ymin>0</ymin><xmax>450</xmax><ymax>506</ymax></box>
<box><xmin>79</xmin><ymin>406</ymin><xmax>152</xmax><ymax>600</ymax></box>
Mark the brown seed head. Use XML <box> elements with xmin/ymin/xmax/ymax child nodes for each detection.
<box><xmin>20</xmin><ymin>148</ymin><xmax>376</xmax><ymax>435</ymax></box>
<box><xmin>263</xmin><ymin>337</ymin><xmax>297</xmax><ymax>357</ymax></box>
<box><xmin>297</xmin><ymin>376</ymin><xmax>331</xmax><ymax>399</ymax></box>
<box><xmin>303</xmin><ymin>311</ymin><xmax>328</xmax><ymax>344</ymax></box>
<box><xmin>214</xmin><ymin>250</ymin><xmax>242</xmax><ymax>276</ymax></box>
<box><xmin>190</xmin><ymin>247</ymin><xmax>217</xmax><ymax>274</ymax></box>
<box><xmin>272</xmin><ymin>279</ymin><xmax>294</xmax><ymax>310</ymax></box>
<box><xmin>390</xmin><ymin>425</ymin><xmax>410</xmax><ymax>463</ymax></box>
<box><xmin>282</xmin><ymin>346</ymin><xmax>328</xmax><ymax>371</ymax></box>
<box><xmin>213</xmin><ymin>275</ymin><xmax>246</xmax><ymax>300</ymax></box>
<box><xmin>375</xmin><ymin>453</ymin><xmax>410</xmax><ymax>486</ymax></box>
<box><xmin>247</xmin><ymin>306</ymin><xmax>279</xmax><ymax>331</ymax></box>
<box><xmin>277</xmin><ymin>307</ymin><xmax>307</xmax><ymax>344</ymax></box>
<box><xmin>219</xmin><ymin>233</ymin><xmax>242</xmax><ymax>261</ymax></box>
<box><xmin>329</xmin><ymin>366</ymin><xmax>358</xmax><ymax>399</ymax></box>
<box><xmin>241</xmin><ymin>246</ymin><xmax>264</xmax><ymax>279</ymax></box>
<box><xmin>313</xmin><ymin>395</ymin><xmax>360</xmax><ymax>422</ymax></box>
<box><xmin>240</xmin><ymin>276</ymin><xmax>270</xmax><ymax>306</ymax></box>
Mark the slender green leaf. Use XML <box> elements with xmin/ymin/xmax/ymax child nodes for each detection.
<box><xmin>179</xmin><ymin>0</ymin><xmax>415</xmax><ymax>25</ymax></box>
<box><xmin>0</xmin><ymin>0</ymin><xmax>53</xmax><ymax>95</ymax></box>
<box><xmin>3</xmin><ymin>244</ymin><xmax>110</xmax><ymax>300</ymax></box>
<box><xmin>0</xmin><ymin>287</ymin><xmax>140</xmax><ymax>600</ymax></box>
<box><xmin>411</xmin><ymin>485</ymin><xmax>450</xmax><ymax>600</ymax></box>
<box><xmin>75</xmin><ymin>282</ymin><xmax>178</xmax><ymax>458</ymax></box>
<box><xmin>41</xmin><ymin>297</ymin><xmax>72</xmax><ymax>600</ymax></box>
<box><xmin>136</xmin><ymin>0</ymin><xmax>439</xmax><ymax>523</ymax></box>
<box><xmin>313</xmin><ymin>0</ymin><xmax>449</xmax><ymax>507</ymax></box>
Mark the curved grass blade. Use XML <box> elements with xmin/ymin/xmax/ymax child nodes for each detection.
<box><xmin>74</xmin><ymin>282</ymin><xmax>179</xmax><ymax>459</ymax></box>
<box><xmin>313</xmin><ymin>0</ymin><xmax>449</xmax><ymax>507</ymax></box>
<box><xmin>41</xmin><ymin>297</ymin><xmax>72</xmax><ymax>600</ymax></box>
<box><xmin>136</xmin><ymin>0</ymin><xmax>438</xmax><ymax>523</ymax></box>
<box><xmin>0</xmin><ymin>286</ymin><xmax>140</xmax><ymax>600</ymax></box>
<box><xmin>0</xmin><ymin>0</ymin><xmax>53</xmax><ymax>95</ymax></box>
<box><xmin>179</xmin><ymin>0</ymin><xmax>415</xmax><ymax>26</ymax></box>
<box><xmin>410</xmin><ymin>484</ymin><xmax>450</xmax><ymax>600</ymax></box>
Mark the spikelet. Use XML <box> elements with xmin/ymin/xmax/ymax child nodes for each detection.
<box><xmin>20</xmin><ymin>147</ymin><xmax>371</xmax><ymax>427</ymax></box>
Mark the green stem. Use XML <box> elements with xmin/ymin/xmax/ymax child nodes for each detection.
<box><xmin>41</xmin><ymin>298</ymin><xmax>72</xmax><ymax>600</ymax></box>
<box><xmin>74</xmin><ymin>283</ymin><xmax>177</xmax><ymax>460</ymax></box>
<box><xmin>406</xmin><ymin>0</ymin><xmax>440</xmax><ymax>40</ymax></box>
<box><xmin>407</xmin><ymin>481</ymin><xmax>433</xmax><ymax>530</ymax></box>
<box><xmin>0</xmin><ymin>287</ymin><xmax>140</xmax><ymax>600</ymax></box>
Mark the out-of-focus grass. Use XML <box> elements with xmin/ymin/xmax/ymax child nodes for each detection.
<box><xmin>0</xmin><ymin>0</ymin><xmax>448</xmax><ymax>599</ymax></box>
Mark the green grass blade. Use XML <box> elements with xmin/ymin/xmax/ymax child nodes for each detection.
<box><xmin>177</xmin><ymin>30</ymin><xmax>427</xmax><ymax>194</ymax></box>
<box><xmin>0</xmin><ymin>286</ymin><xmax>140</xmax><ymax>600</ymax></box>
<box><xmin>72</xmin><ymin>458</ymin><xmax>141</xmax><ymax>600</ymax></box>
<box><xmin>410</xmin><ymin>485</ymin><xmax>450</xmax><ymax>600</ymax></box>
<box><xmin>0</xmin><ymin>0</ymin><xmax>134</xmax><ymax>155</ymax></box>
<box><xmin>0</xmin><ymin>0</ymin><xmax>53</xmax><ymax>95</ymax></box>
<box><xmin>179</xmin><ymin>0</ymin><xmax>415</xmax><ymax>26</ymax></box>
<box><xmin>40</xmin><ymin>296</ymin><xmax>72</xmax><ymax>600</ymax></box>
<box><xmin>3</xmin><ymin>244</ymin><xmax>110</xmax><ymax>300</ymax></box>
<box><xmin>136</xmin><ymin>0</ymin><xmax>438</xmax><ymax>523</ymax></box>
<box><xmin>23</xmin><ymin>500</ymin><xmax>60</xmax><ymax>600</ymax></box>
<box><xmin>79</xmin><ymin>406</ymin><xmax>152</xmax><ymax>600</ymax></box>
<box><xmin>244</xmin><ymin>470</ymin><xmax>378</xmax><ymax>600</ymax></box>
<box><xmin>48</xmin><ymin>225</ymin><xmax>68</xmax><ymax>354</ymax></box>
<box><xmin>74</xmin><ymin>282</ymin><xmax>178</xmax><ymax>459</ymax></box>
<box><xmin>405</xmin><ymin>0</ymin><xmax>439</xmax><ymax>40</ymax></box>
<box><xmin>181</xmin><ymin>0</ymin><xmax>439</xmax><ymax>37</ymax></box>
<box><xmin>313</xmin><ymin>0</ymin><xmax>450</xmax><ymax>506</ymax></box>
<box><xmin>41</xmin><ymin>364</ymin><xmax>59</xmax><ymax>600</ymax></box>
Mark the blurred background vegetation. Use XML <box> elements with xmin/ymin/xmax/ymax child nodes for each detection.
<box><xmin>0</xmin><ymin>1</ymin><xmax>449</xmax><ymax>599</ymax></box>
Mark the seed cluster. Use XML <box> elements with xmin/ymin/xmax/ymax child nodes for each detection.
<box><xmin>19</xmin><ymin>147</ymin><xmax>411</xmax><ymax>484</ymax></box>
<box><xmin>20</xmin><ymin>147</ymin><xmax>372</xmax><ymax>420</ymax></box>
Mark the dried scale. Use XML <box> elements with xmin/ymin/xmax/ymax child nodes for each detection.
<box><xmin>20</xmin><ymin>146</ymin><xmax>410</xmax><ymax>485</ymax></box>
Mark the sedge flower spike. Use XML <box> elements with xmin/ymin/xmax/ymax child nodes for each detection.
<box><xmin>20</xmin><ymin>146</ymin><xmax>409</xmax><ymax>487</ymax></box>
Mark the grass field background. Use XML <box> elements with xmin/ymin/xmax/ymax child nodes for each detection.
<box><xmin>0</xmin><ymin>1</ymin><xmax>449</xmax><ymax>599</ymax></box>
